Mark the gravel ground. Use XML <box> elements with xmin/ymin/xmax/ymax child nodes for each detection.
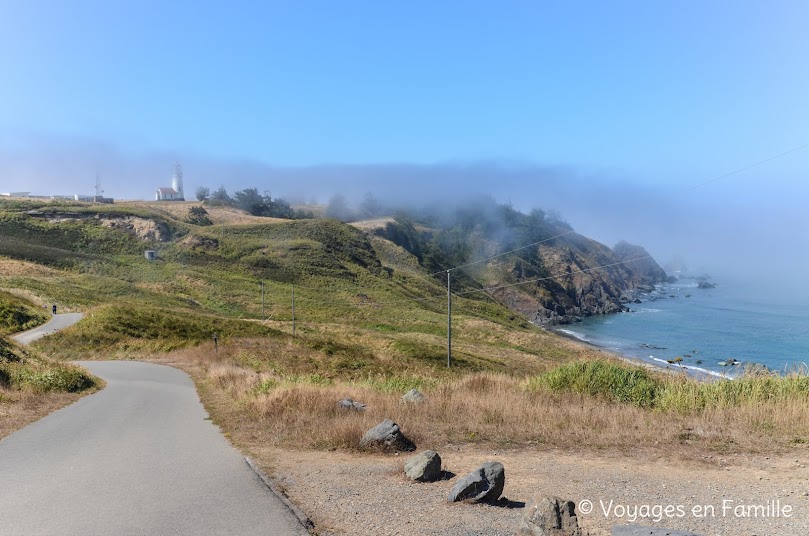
<box><xmin>264</xmin><ymin>447</ymin><xmax>809</xmax><ymax>536</ymax></box>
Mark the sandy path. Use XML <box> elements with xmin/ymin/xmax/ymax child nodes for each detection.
<box><xmin>262</xmin><ymin>446</ymin><xmax>809</xmax><ymax>536</ymax></box>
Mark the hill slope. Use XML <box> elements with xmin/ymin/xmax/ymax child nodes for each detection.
<box><xmin>0</xmin><ymin>197</ymin><xmax>664</xmax><ymax>371</ymax></box>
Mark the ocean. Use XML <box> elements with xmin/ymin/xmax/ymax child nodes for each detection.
<box><xmin>556</xmin><ymin>280</ymin><xmax>809</xmax><ymax>379</ymax></box>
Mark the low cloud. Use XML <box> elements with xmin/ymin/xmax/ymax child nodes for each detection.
<box><xmin>2</xmin><ymin>133</ymin><xmax>807</xmax><ymax>299</ymax></box>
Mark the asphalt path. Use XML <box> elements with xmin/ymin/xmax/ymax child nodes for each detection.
<box><xmin>11</xmin><ymin>312</ymin><xmax>84</xmax><ymax>345</ymax></box>
<box><xmin>0</xmin><ymin>360</ymin><xmax>309</xmax><ymax>536</ymax></box>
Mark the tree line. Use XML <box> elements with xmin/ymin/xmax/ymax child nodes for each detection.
<box><xmin>194</xmin><ymin>186</ymin><xmax>314</xmax><ymax>219</ymax></box>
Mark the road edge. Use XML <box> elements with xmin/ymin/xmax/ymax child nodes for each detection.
<box><xmin>244</xmin><ymin>456</ymin><xmax>315</xmax><ymax>535</ymax></box>
<box><xmin>11</xmin><ymin>313</ymin><xmax>84</xmax><ymax>345</ymax></box>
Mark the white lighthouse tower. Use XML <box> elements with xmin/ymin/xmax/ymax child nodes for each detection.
<box><xmin>171</xmin><ymin>163</ymin><xmax>185</xmax><ymax>201</ymax></box>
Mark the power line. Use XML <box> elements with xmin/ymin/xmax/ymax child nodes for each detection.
<box><xmin>690</xmin><ymin>142</ymin><xmax>809</xmax><ymax>190</ymax></box>
<box><xmin>282</xmin><ymin>255</ymin><xmax>651</xmax><ymax>308</ymax></box>
<box><xmin>454</xmin><ymin>256</ymin><xmax>652</xmax><ymax>297</ymax></box>
<box><xmin>427</xmin><ymin>229</ymin><xmax>577</xmax><ymax>276</ymax></box>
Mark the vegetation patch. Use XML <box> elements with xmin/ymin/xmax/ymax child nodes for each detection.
<box><xmin>0</xmin><ymin>291</ymin><xmax>48</xmax><ymax>335</ymax></box>
<box><xmin>34</xmin><ymin>305</ymin><xmax>284</xmax><ymax>358</ymax></box>
<box><xmin>0</xmin><ymin>336</ymin><xmax>98</xmax><ymax>393</ymax></box>
<box><xmin>534</xmin><ymin>359</ymin><xmax>663</xmax><ymax>408</ymax></box>
<box><xmin>535</xmin><ymin>359</ymin><xmax>809</xmax><ymax>414</ymax></box>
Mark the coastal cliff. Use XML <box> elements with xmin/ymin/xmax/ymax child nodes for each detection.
<box><xmin>492</xmin><ymin>235</ymin><xmax>668</xmax><ymax>325</ymax></box>
<box><xmin>372</xmin><ymin>198</ymin><xmax>668</xmax><ymax>326</ymax></box>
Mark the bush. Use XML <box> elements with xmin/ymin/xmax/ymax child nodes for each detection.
<box><xmin>534</xmin><ymin>359</ymin><xmax>663</xmax><ymax>408</ymax></box>
<box><xmin>187</xmin><ymin>206</ymin><xmax>213</xmax><ymax>226</ymax></box>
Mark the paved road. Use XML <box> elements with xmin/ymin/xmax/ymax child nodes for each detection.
<box><xmin>0</xmin><ymin>361</ymin><xmax>309</xmax><ymax>536</ymax></box>
<box><xmin>11</xmin><ymin>312</ymin><xmax>84</xmax><ymax>345</ymax></box>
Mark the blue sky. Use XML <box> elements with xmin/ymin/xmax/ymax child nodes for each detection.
<box><xmin>1</xmin><ymin>1</ymin><xmax>808</xmax><ymax>286</ymax></box>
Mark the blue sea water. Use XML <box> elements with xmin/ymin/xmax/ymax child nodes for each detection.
<box><xmin>557</xmin><ymin>280</ymin><xmax>809</xmax><ymax>378</ymax></box>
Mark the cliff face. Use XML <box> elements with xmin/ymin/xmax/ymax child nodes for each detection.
<box><xmin>368</xmin><ymin>205</ymin><xmax>669</xmax><ymax>327</ymax></box>
<box><xmin>494</xmin><ymin>235</ymin><xmax>668</xmax><ymax>325</ymax></box>
<box><xmin>612</xmin><ymin>241</ymin><xmax>668</xmax><ymax>286</ymax></box>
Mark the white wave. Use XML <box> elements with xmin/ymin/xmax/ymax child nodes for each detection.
<box><xmin>647</xmin><ymin>356</ymin><xmax>729</xmax><ymax>379</ymax></box>
<box><xmin>557</xmin><ymin>329</ymin><xmax>591</xmax><ymax>343</ymax></box>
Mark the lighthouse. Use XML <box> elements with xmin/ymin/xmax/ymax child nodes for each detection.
<box><xmin>171</xmin><ymin>163</ymin><xmax>185</xmax><ymax>200</ymax></box>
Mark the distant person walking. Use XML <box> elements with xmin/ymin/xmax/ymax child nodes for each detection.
<box><xmin>52</xmin><ymin>304</ymin><xmax>57</xmax><ymax>315</ymax></box>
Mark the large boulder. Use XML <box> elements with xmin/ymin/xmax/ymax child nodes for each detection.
<box><xmin>447</xmin><ymin>461</ymin><xmax>505</xmax><ymax>504</ymax></box>
<box><xmin>519</xmin><ymin>496</ymin><xmax>581</xmax><ymax>536</ymax></box>
<box><xmin>404</xmin><ymin>450</ymin><xmax>442</xmax><ymax>482</ymax></box>
<box><xmin>401</xmin><ymin>388</ymin><xmax>427</xmax><ymax>404</ymax></box>
<box><xmin>359</xmin><ymin>419</ymin><xmax>416</xmax><ymax>452</ymax></box>
<box><xmin>337</xmin><ymin>398</ymin><xmax>367</xmax><ymax>411</ymax></box>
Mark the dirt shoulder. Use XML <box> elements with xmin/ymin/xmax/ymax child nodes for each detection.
<box><xmin>0</xmin><ymin>391</ymin><xmax>85</xmax><ymax>440</ymax></box>
<box><xmin>258</xmin><ymin>446</ymin><xmax>809</xmax><ymax>536</ymax></box>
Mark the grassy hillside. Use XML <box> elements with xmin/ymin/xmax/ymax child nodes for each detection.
<box><xmin>0</xmin><ymin>337</ymin><xmax>97</xmax><ymax>394</ymax></box>
<box><xmin>0</xmin><ymin>199</ymin><xmax>575</xmax><ymax>375</ymax></box>
<box><xmin>3</xmin><ymin>198</ymin><xmax>808</xmax><ymax>455</ymax></box>
<box><xmin>0</xmin><ymin>291</ymin><xmax>48</xmax><ymax>335</ymax></box>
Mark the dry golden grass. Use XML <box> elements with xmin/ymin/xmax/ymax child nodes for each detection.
<box><xmin>121</xmin><ymin>201</ymin><xmax>287</xmax><ymax>226</ymax></box>
<box><xmin>152</xmin><ymin>341</ymin><xmax>809</xmax><ymax>459</ymax></box>
<box><xmin>350</xmin><ymin>218</ymin><xmax>395</xmax><ymax>232</ymax></box>
<box><xmin>0</xmin><ymin>389</ymin><xmax>84</xmax><ymax>439</ymax></box>
<box><xmin>0</xmin><ymin>259</ymin><xmax>59</xmax><ymax>279</ymax></box>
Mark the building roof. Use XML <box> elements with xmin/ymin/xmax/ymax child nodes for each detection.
<box><xmin>157</xmin><ymin>187</ymin><xmax>178</xmax><ymax>194</ymax></box>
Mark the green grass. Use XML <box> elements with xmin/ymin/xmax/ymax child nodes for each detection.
<box><xmin>533</xmin><ymin>359</ymin><xmax>662</xmax><ymax>408</ymax></box>
<box><xmin>0</xmin><ymin>291</ymin><xmax>48</xmax><ymax>335</ymax></box>
<box><xmin>0</xmin><ymin>337</ymin><xmax>97</xmax><ymax>393</ymax></box>
<box><xmin>533</xmin><ymin>359</ymin><xmax>809</xmax><ymax>413</ymax></box>
<box><xmin>34</xmin><ymin>304</ymin><xmax>285</xmax><ymax>358</ymax></box>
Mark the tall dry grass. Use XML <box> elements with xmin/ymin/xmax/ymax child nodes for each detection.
<box><xmin>161</xmin><ymin>344</ymin><xmax>809</xmax><ymax>456</ymax></box>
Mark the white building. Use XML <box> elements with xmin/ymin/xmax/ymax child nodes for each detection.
<box><xmin>155</xmin><ymin>164</ymin><xmax>185</xmax><ymax>201</ymax></box>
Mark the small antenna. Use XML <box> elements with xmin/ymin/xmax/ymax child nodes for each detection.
<box><xmin>95</xmin><ymin>173</ymin><xmax>104</xmax><ymax>198</ymax></box>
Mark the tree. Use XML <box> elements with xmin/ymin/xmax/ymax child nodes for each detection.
<box><xmin>195</xmin><ymin>186</ymin><xmax>210</xmax><ymax>202</ymax></box>
<box><xmin>187</xmin><ymin>206</ymin><xmax>212</xmax><ymax>226</ymax></box>
<box><xmin>233</xmin><ymin>187</ymin><xmax>265</xmax><ymax>215</ymax></box>
<box><xmin>325</xmin><ymin>194</ymin><xmax>354</xmax><ymax>221</ymax></box>
<box><xmin>210</xmin><ymin>185</ymin><xmax>231</xmax><ymax>204</ymax></box>
<box><xmin>359</xmin><ymin>192</ymin><xmax>381</xmax><ymax>219</ymax></box>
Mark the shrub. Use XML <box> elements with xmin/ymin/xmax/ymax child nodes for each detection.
<box><xmin>533</xmin><ymin>359</ymin><xmax>663</xmax><ymax>408</ymax></box>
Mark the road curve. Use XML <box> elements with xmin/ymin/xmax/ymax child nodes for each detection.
<box><xmin>0</xmin><ymin>361</ymin><xmax>309</xmax><ymax>536</ymax></box>
<box><xmin>11</xmin><ymin>312</ymin><xmax>84</xmax><ymax>345</ymax></box>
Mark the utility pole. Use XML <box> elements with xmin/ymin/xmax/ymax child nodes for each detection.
<box><xmin>447</xmin><ymin>270</ymin><xmax>452</xmax><ymax>368</ymax></box>
<box><xmin>291</xmin><ymin>284</ymin><xmax>296</xmax><ymax>337</ymax></box>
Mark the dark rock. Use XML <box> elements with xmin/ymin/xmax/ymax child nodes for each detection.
<box><xmin>448</xmin><ymin>461</ymin><xmax>505</xmax><ymax>503</ymax></box>
<box><xmin>404</xmin><ymin>450</ymin><xmax>442</xmax><ymax>482</ymax></box>
<box><xmin>632</xmin><ymin>298</ymin><xmax>642</xmax><ymax>304</ymax></box>
<box><xmin>519</xmin><ymin>496</ymin><xmax>581</xmax><ymax>535</ymax></box>
<box><xmin>401</xmin><ymin>388</ymin><xmax>427</xmax><ymax>404</ymax></box>
<box><xmin>359</xmin><ymin>419</ymin><xmax>416</xmax><ymax>452</ymax></box>
<box><xmin>337</xmin><ymin>398</ymin><xmax>366</xmax><ymax>411</ymax></box>
<box><xmin>611</xmin><ymin>526</ymin><xmax>703</xmax><ymax>536</ymax></box>
<box><xmin>697</xmin><ymin>281</ymin><xmax>716</xmax><ymax>289</ymax></box>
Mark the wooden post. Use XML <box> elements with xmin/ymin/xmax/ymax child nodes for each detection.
<box><xmin>447</xmin><ymin>270</ymin><xmax>452</xmax><ymax>368</ymax></box>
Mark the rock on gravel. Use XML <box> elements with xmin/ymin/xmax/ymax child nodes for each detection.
<box><xmin>359</xmin><ymin>419</ymin><xmax>416</xmax><ymax>453</ymax></box>
<box><xmin>519</xmin><ymin>496</ymin><xmax>581</xmax><ymax>535</ymax></box>
<box><xmin>448</xmin><ymin>461</ymin><xmax>505</xmax><ymax>504</ymax></box>
<box><xmin>404</xmin><ymin>450</ymin><xmax>442</xmax><ymax>482</ymax></box>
